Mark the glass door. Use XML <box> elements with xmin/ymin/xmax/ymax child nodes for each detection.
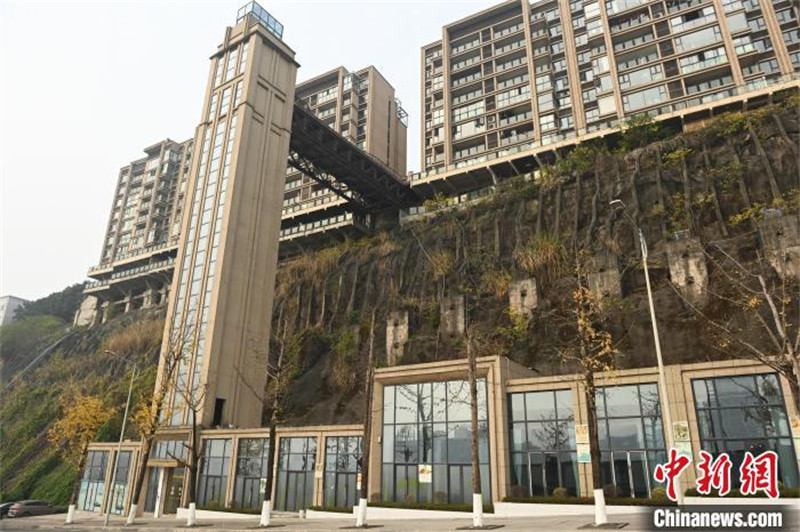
<box><xmin>163</xmin><ymin>467</ymin><xmax>184</xmax><ymax>514</ymax></box>
<box><xmin>610</xmin><ymin>451</ymin><xmax>651</xmax><ymax>498</ymax></box>
<box><xmin>629</xmin><ymin>451</ymin><xmax>650</xmax><ymax>498</ymax></box>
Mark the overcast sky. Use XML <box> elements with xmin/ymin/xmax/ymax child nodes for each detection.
<box><xmin>0</xmin><ymin>0</ymin><xmax>499</xmax><ymax>301</ymax></box>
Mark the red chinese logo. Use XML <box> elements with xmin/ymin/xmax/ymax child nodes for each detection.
<box><xmin>695</xmin><ymin>450</ymin><xmax>732</xmax><ymax>496</ymax></box>
<box><xmin>739</xmin><ymin>450</ymin><xmax>779</xmax><ymax>499</ymax></box>
<box><xmin>653</xmin><ymin>449</ymin><xmax>781</xmax><ymax>502</ymax></box>
<box><xmin>653</xmin><ymin>448</ymin><xmax>691</xmax><ymax>502</ymax></box>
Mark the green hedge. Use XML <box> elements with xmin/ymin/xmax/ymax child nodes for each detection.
<box><xmin>684</xmin><ymin>488</ymin><xmax>800</xmax><ymax>499</ymax></box>
<box><xmin>366</xmin><ymin>501</ymin><xmax>494</xmax><ymax>514</ymax></box>
<box><xmin>308</xmin><ymin>506</ymin><xmax>353</xmax><ymax>514</ymax></box>
<box><xmin>502</xmin><ymin>496</ymin><xmax>675</xmax><ymax>507</ymax></box>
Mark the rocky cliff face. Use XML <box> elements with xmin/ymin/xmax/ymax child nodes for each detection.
<box><xmin>272</xmin><ymin>97</ymin><xmax>800</xmax><ymax>427</ymax></box>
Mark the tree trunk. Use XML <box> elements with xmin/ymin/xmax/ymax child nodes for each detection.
<box><xmin>129</xmin><ymin>436</ymin><xmax>154</xmax><ymax>514</ymax></box>
<box><xmin>70</xmin><ymin>442</ymin><xmax>89</xmax><ymax>506</ymax></box>
<box><xmin>356</xmin><ymin>310</ymin><xmax>377</xmax><ymax>527</ymax></box>
<box><xmin>187</xmin><ymin>408</ymin><xmax>198</xmax><ymax>505</ymax></box>
<box><xmin>467</xmin><ymin>334</ymin><xmax>483</xmax><ymax>528</ymax></box>
<box><xmin>585</xmin><ymin>370</ymin><xmax>607</xmax><ymax>525</ymax></box>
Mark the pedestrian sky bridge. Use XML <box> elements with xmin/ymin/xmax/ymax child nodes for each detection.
<box><xmin>285</xmin><ymin>101</ymin><xmax>421</xmax><ymax>228</ymax></box>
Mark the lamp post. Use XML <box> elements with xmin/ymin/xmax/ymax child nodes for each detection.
<box><xmin>610</xmin><ymin>199</ymin><xmax>684</xmax><ymax>506</ymax></box>
<box><xmin>103</xmin><ymin>350</ymin><xmax>138</xmax><ymax>526</ymax></box>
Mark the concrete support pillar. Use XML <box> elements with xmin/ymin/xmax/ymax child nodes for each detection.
<box><xmin>666</xmin><ymin>237</ymin><xmax>708</xmax><ymax>306</ymax></box>
<box><xmin>586</xmin><ymin>253</ymin><xmax>622</xmax><ymax>298</ymax></box>
<box><xmin>385</xmin><ymin>310</ymin><xmax>409</xmax><ymax>366</ymax></box>
<box><xmin>758</xmin><ymin>213</ymin><xmax>800</xmax><ymax>280</ymax></box>
<box><xmin>440</xmin><ymin>294</ymin><xmax>466</xmax><ymax>337</ymax></box>
<box><xmin>508</xmin><ymin>278</ymin><xmax>538</xmax><ymax>317</ymax></box>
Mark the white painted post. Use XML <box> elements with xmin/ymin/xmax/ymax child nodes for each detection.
<box><xmin>126</xmin><ymin>503</ymin><xmax>137</xmax><ymax>526</ymax></box>
<box><xmin>65</xmin><ymin>504</ymin><xmax>76</xmax><ymax>524</ymax></box>
<box><xmin>472</xmin><ymin>493</ymin><xmax>484</xmax><ymax>528</ymax></box>
<box><xmin>594</xmin><ymin>488</ymin><xmax>608</xmax><ymax>526</ymax></box>
<box><xmin>259</xmin><ymin>499</ymin><xmax>271</xmax><ymax>527</ymax></box>
<box><xmin>186</xmin><ymin>502</ymin><xmax>197</xmax><ymax>527</ymax></box>
<box><xmin>355</xmin><ymin>498</ymin><xmax>367</xmax><ymax>527</ymax></box>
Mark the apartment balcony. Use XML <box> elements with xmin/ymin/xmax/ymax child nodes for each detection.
<box><xmin>85</xmin><ymin>257</ymin><xmax>176</xmax><ymax>293</ymax></box>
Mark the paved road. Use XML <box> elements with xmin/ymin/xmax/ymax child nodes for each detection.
<box><xmin>0</xmin><ymin>511</ymin><xmax>648</xmax><ymax>532</ymax></box>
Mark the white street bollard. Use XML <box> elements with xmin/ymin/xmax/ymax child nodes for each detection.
<box><xmin>65</xmin><ymin>504</ymin><xmax>76</xmax><ymax>524</ymax></box>
<box><xmin>355</xmin><ymin>498</ymin><xmax>368</xmax><ymax>527</ymax></box>
<box><xmin>187</xmin><ymin>502</ymin><xmax>197</xmax><ymax>527</ymax></box>
<box><xmin>259</xmin><ymin>499</ymin><xmax>271</xmax><ymax>527</ymax></box>
<box><xmin>472</xmin><ymin>493</ymin><xmax>484</xmax><ymax>529</ymax></box>
<box><xmin>126</xmin><ymin>503</ymin><xmax>137</xmax><ymax>526</ymax></box>
<box><xmin>594</xmin><ymin>488</ymin><xmax>608</xmax><ymax>526</ymax></box>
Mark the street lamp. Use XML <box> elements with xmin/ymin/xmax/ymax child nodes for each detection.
<box><xmin>103</xmin><ymin>350</ymin><xmax>138</xmax><ymax>526</ymax></box>
<box><xmin>610</xmin><ymin>199</ymin><xmax>684</xmax><ymax>506</ymax></box>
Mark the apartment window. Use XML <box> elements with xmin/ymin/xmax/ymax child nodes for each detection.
<box><xmin>536</xmin><ymin>75</ymin><xmax>552</xmax><ymax>92</ymax></box>
<box><xmin>692</xmin><ymin>374</ymin><xmax>799</xmax><ymax>488</ymax></box>
<box><xmin>540</xmin><ymin>113</ymin><xmax>556</xmax><ymax>131</ymax></box>
<box><xmin>592</xmin><ymin>56</ymin><xmax>610</xmax><ymax>75</ymax></box>
<box><xmin>622</xmin><ymin>84</ymin><xmax>668</xmax><ymax>112</ymax></box>
<box><xmin>538</xmin><ymin>93</ymin><xmax>554</xmax><ymax>112</ymax></box>
<box><xmin>497</xmin><ymin>85</ymin><xmax>531</xmax><ymax>108</ymax></box>
<box><xmin>508</xmin><ymin>390</ymin><xmax>577</xmax><ymax>497</ymax></box>
<box><xmin>381</xmin><ymin>380</ymin><xmax>491</xmax><ymax>505</ymax></box>
<box><xmin>452</xmin><ymin>101</ymin><xmax>484</xmax><ymax>122</ymax></box>
<box><xmin>585</xmin><ymin>1</ymin><xmax>600</xmax><ymax>19</ymax></box>
<box><xmin>619</xmin><ymin>65</ymin><xmax>664</xmax><ymax>89</ymax></box>
<box><xmin>679</xmin><ymin>47</ymin><xmax>727</xmax><ymax>74</ymax></box>
<box><xmin>727</xmin><ymin>12</ymin><xmax>748</xmax><ymax>34</ymax></box>
<box><xmin>587</xmin><ymin>18</ymin><xmax>604</xmax><ymax>37</ymax></box>
<box><xmin>675</xmin><ymin>26</ymin><xmax>722</xmax><ymax>53</ymax></box>
<box><xmin>598</xmin><ymin>95</ymin><xmax>617</xmax><ymax>116</ymax></box>
<box><xmin>596</xmin><ymin>75</ymin><xmax>613</xmax><ymax>93</ymax></box>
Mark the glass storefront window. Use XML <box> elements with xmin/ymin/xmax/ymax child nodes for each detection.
<box><xmin>233</xmin><ymin>438</ymin><xmax>270</xmax><ymax>510</ymax></box>
<box><xmin>692</xmin><ymin>373</ymin><xmax>798</xmax><ymax>489</ymax></box>
<box><xmin>275</xmin><ymin>437</ymin><xmax>317</xmax><ymax>512</ymax></box>
<box><xmin>78</xmin><ymin>450</ymin><xmax>108</xmax><ymax>512</ymax></box>
<box><xmin>508</xmin><ymin>389</ymin><xmax>578</xmax><ymax>497</ymax></box>
<box><xmin>323</xmin><ymin>436</ymin><xmax>362</xmax><ymax>509</ymax></box>
<box><xmin>381</xmin><ymin>379</ymin><xmax>490</xmax><ymax>505</ymax></box>
<box><xmin>197</xmin><ymin>438</ymin><xmax>232</xmax><ymax>507</ymax></box>
<box><xmin>597</xmin><ymin>383</ymin><xmax>665</xmax><ymax>498</ymax></box>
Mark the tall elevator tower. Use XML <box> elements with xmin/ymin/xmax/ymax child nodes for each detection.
<box><xmin>158</xmin><ymin>3</ymin><xmax>298</xmax><ymax>429</ymax></box>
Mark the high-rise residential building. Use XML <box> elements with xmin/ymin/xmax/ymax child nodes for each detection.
<box><xmin>416</xmin><ymin>0</ymin><xmax>800</xmax><ymax>191</ymax></box>
<box><xmin>0</xmin><ymin>295</ymin><xmax>27</xmax><ymax>326</ymax></box>
<box><xmin>159</xmin><ymin>2</ymin><xmax>298</xmax><ymax>429</ymax></box>
<box><xmin>280</xmin><ymin>66</ymin><xmax>408</xmax><ymax>252</ymax></box>
<box><xmin>77</xmin><ymin>139</ymin><xmax>193</xmax><ymax>326</ymax></box>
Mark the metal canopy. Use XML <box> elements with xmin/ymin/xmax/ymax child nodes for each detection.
<box><xmin>289</xmin><ymin>102</ymin><xmax>421</xmax><ymax>214</ymax></box>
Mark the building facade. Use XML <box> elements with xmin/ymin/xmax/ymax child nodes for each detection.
<box><xmin>84</xmin><ymin>356</ymin><xmax>800</xmax><ymax>518</ymax></box>
<box><xmin>416</xmin><ymin>0</ymin><xmax>800</xmax><ymax>194</ymax></box>
<box><xmin>0</xmin><ymin>295</ymin><xmax>27</xmax><ymax>326</ymax></box>
<box><xmin>280</xmin><ymin>66</ymin><xmax>408</xmax><ymax>253</ymax></box>
<box><xmin>76</xmin><ymin>139</ymin><xmax>194</xmax><ymax>326</ymax></box>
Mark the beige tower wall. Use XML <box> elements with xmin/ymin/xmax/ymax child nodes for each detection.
<box><xmin>157</xmin><ymin>12</ymin><xmax>299</xmax><ymax>430</ymax></box>
<box><xmin>201</xmin><ymin>22</ymin><xmax>299</xmax><ymax>429</ymax></box>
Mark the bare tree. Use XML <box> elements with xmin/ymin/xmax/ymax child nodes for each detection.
<box><xmin>673</xmin><ymin>243</ymin><xmax>800</xmax><ymax>412</ymax></box>
<box><xmin>171</xmin><ymin>376</ymin><xmax>208</xmax><ymax>526</ymax></box>
<box><xmin>259</xmin><ymin>318</ymin><xmax>302</xmax><ymax>527</ymax></box>
<box><xmin>355</xmin><ymin>309</ymin><xmax>377</xmax><ymax>527</ymax></box>
<box><xmin>126</xmin><ymin>320</ymin><xmax>194</xmax><ymax>525</ymax></box>
<box><xmin>555</xmin><ymin>260</ymin><xmax>618</xmax><ymax>526</ymax></box>
<box><xmin>466</xmin><ymin>330</ymin><xmax>484</xmax><ymax>528</ymax></box>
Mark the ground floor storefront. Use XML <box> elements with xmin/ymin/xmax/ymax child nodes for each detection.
<box><xmin>82</xmin><ymin>356</ymin><xmax>800</xmax><ymax>518</ymax></box>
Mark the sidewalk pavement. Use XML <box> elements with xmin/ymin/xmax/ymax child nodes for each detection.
<box><xmin>0</xmin><ymin>510</ymin><xmax>650</xmax><ymax>532</ymax></box>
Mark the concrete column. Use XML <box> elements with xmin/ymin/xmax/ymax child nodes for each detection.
<box><xmin>508</xmin><ymin>278</ymin><xmax>539</xmax><ymax>316</ymax></box>
<box><xmin>586</xmin><ymin>253</ymin><xmax>622</xmax><ymax>298</ymax></box>
<box><xmin>440</xmin><ymin>294</ymin><xmax>466</xmax><ymax>337</ymax></box>
<box><xmin>666</xmin><ymin>237</ymin><xmax>708</xmax><ymax>306</ymax></box>
<box><xmin>385</xmin><ymin>310</ymin><xmax>409</xmax><ymax>366</ymax></box>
